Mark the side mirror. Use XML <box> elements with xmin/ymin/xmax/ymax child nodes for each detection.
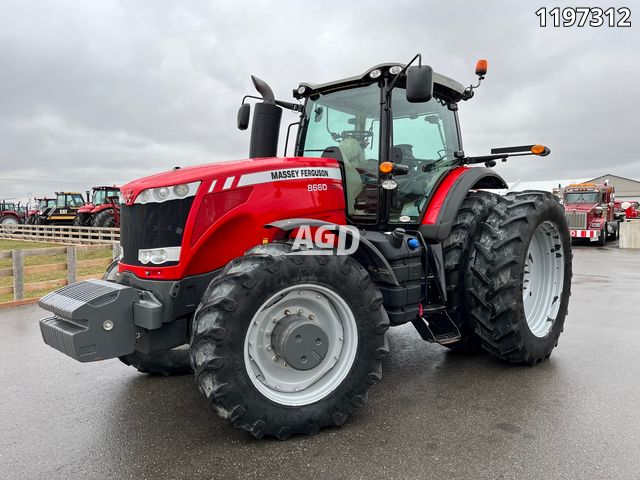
<box><xmin>237</xmin><ymin>103</ymin><xmax>250</xmax><ymax>130</ymax></box>
<box><xmin>406</xmin><ymin>65</ymin><xmax>433</xmax><ymax>103</ymax></box>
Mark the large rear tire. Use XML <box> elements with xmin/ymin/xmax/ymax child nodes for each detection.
<box><xmin>442</xmin><ymin>190</ymin><xmax>499</xmax><ymax>352</ymax></box>
<box><xmin>468</xmin><ymin>191</ymin><xmax>572</xmax><ymax>364</ymax></box>
<box><xmin>102</xmin><ymin>260</ymin><xmax>193</xmax><ymax>375</ymax></box>
<box><xmin>190</xmin><ymin>242</ymin><xmax>389</xmax><ymax>439</ymax></box>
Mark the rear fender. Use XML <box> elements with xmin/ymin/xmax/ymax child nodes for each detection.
<box><xmin>420</xmin><ymin>167</ymin><xmax>507</xmax><ymax>242</ymax></box>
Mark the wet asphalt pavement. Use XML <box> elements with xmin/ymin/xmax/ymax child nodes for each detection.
<box><xmin>1</xmin><ymin>242</ymin><xmax>639</xmax><ymax>480</ymax></box>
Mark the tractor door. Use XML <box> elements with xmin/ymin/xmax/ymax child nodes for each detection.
<box><xmin>386</xmin><ymin>88</ymin><xmax>462</xmax><ymax>224</ymax></box>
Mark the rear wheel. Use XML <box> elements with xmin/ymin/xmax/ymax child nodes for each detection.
<box><xmin>191</xmin><ymin>242</ymin><xmax>389</xmax><ymax>439</ymax></box>
<box><xmin>468</xmin><ymin>191</ymin><xmax>572</xmax><ymax>364</ymax></box>
<box><xmin>442</xmin><ymin>190</ymin><xmax>499</xmax><ymax>352</ymax></box>
<box><xmin>102</xmin><ymin>260</ymin><xmax>193</xmax><ymax>375</ymax></box>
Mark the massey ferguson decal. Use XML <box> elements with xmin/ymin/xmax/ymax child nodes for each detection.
<box><xmin>237</xmin><ymin>167</ymin><xmax>342</xmax><ymax>187</ymax></box>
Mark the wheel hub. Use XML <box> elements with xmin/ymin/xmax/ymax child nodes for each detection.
<box><xmin>272</xmin><ymin>316</ymin><xmax>329</xmax><ymax>370</ymax></box>
<box><xmin>243</xmin><ymin>284</ymin><xmax>358</xmax><ymax>406</ymax></box>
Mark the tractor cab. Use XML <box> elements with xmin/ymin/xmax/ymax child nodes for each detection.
<box><xmin>294</xmin><ymin>65</ymin><xmax>464</xmax><ymax>226</ymax></box>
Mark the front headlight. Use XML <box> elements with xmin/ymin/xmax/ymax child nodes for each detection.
<box><xmin>595</xmin><ymin>206</ymin><xmax>603</xmax><ymax>215</ymax></box>
<box><xmin>138</xmin><ymin>247</ymin><xmax>181</xmax><ymax>265</ymax></box>
<box><xmin>133</xmin><ymin>181</ymin><xmax>200</xmax><ymax>204</ymax></box>
<box><xmin>154</xmin><ymin>187</ymin><xmax>170</xmax><ymax>201</ymax></box>
<box><xmin>173</xmin><ymin>184</ymin><xmax>190</xmax><ymax>197</ymax></box>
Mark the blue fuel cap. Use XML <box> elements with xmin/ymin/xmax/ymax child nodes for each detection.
<box><xmin>407</xmin><ymin>238</ymin><xmax>420</xmax><ymax>250</ymax></box>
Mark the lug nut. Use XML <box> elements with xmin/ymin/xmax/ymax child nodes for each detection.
<box><xmin>265</xmin><ymin>330</ymin><xmax>271</xmax><ymax>336</ymax></box>
<box><xmin>266</xmin><ymin>345</ymin><xmax>272</xmax><ymax>351</ymax></box>
<box><xmin>297</xmin><ymin>308</ymin><xmax>303</xmax><ymax>315</ymax></box>
<box><xmin>273</xmin><ymin>317</ymin><xmax>278</xmax><ymax>323</ymax></box>
<box><xmin>284</xmin><ymin>309</ymin><xmax>290</xmax><ymax>315</ymax></box>
<box><xmin>272</xmin><ymin>355</ymin><xmax>279</xmax><ymax>362</ymax></box>
<box><xmin>103</xmin><ymin>320</ymin><xmax>114</xmax><ymax>331</ymax></box>
<box><xmin>309</xmin><ymin>314</ymin><xmax>315</xmax><ymax>320</ymax></box>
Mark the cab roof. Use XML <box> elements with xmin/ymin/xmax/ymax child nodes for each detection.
<box><xmin>295</xmin><ymin>63</ymin><xmax>466</xmax><ymax>103</ymax></box>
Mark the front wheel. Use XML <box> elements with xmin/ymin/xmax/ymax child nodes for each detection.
<box><xmin>190</xmin><ymin>243</ymin><xmax>389</xmax><ymax>439</ymax></box>
<box><xmin>468</xmin><ymin>191</ymin><xmax>572</xmax><ymax>364</ymax></box>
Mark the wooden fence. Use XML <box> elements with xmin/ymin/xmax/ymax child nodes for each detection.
<box><xmin>0</xmin><ymin>224</ymin><xmax>119</xmax><ymax>245</ymax></box>
<box><xmin>0</xmin><ymin>244</ymin><xmax>120</xmax><ymax>302</ymax></box>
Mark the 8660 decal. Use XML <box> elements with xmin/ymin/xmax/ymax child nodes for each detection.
<box><xmin>535</xmin><ymin>7</ymin><xmax>631</xmax><ymax>27</ymax></box>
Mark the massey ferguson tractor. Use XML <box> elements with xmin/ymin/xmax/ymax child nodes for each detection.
<box><xmin>563</xmin><ymin>182</ymin><xmax>618</xmax><ymax>246</ymax></box>
<box><xmin>74</xmin><ymin>186</ymin><xmax>121</xmax><ymax>227</ymax></box>
<box><xmin>38</xmin><ymin>57</ymin><xmax>572</xmax><ymax>439</ymax></box>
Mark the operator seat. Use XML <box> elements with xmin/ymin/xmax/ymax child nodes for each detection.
<box><xmin>322</xmin><ymin>139</ymin><xmax>367</xmax><ymax>213</ymax></box>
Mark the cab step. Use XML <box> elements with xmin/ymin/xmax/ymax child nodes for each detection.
<box><xmin>411</xmin><ymin>304</ymin><xmax>462</xmax><ymax>346</ymax></box>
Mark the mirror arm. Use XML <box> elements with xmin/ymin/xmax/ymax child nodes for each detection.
<box><xmin>387</xmin><ymin>53</ymin><xmax>422</xmax><ymax>95</ymax></box>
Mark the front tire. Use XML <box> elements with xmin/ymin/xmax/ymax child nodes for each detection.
<box><xmin>468</xmin><ymin>191</ymin><xmax>572</xmax><ymax>364</ymax></box>
<box><xmin>92</xmin><ymin>210</ymin><xmax>116</xmax><ymax>228</ymax></box>
<box><xmin>190</xmin><ymin>242</ymin><xmax>389</xmax><ymax>439</ymax></box>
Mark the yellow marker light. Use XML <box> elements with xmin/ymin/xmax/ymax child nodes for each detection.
<box><xmin>379</xmin><ymin>162</ymin><xmax>394</xmax><ymax>174</ymax></box>
<box><xmin>531</xmin><ymin>144</ymin><xmax>546</xmax><ymax>155</ymax></box>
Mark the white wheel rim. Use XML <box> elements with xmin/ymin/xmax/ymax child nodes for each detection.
<box><xmin>2</xmin><ymin>217</ymin><xmax>19</xmax><ymax>225</ymax></box>
<box><xmin>522</xmin><ymin>221</ymin><xmax>565</xmax><ymax>337</ymax></box>
<box><xmin>244</xmin><ymin>284</ymin><xmax>358</xmax><ymax>406</ymax></box>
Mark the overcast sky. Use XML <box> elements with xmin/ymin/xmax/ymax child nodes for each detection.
<box><xmin>1</xmin><ymin>0</ymin><xmax>638</xmax><ymax>203</ymax></box>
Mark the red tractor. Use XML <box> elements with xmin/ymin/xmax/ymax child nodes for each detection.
<box><xmin>1</xmin><ymin>200</ymin><xmax>25</xmax><ymax>227</ymax></box>
<box><xmin>74</xmin><ymin>186</ymin><xmax>121</xmax><ymax>227</ymax></box>
<box><xmin>563</xmin><ymin>183</ymin><xmax>618</xmax><ymax>246</ymax></box>
<box><xmin>39</xmin><ymin>57</ymin><xmax>572</xmax><ymax>439</ymax></box>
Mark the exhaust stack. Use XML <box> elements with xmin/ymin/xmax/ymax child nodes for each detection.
<box><xmin>248</xmin><ymin>76</ymin><xmax>282</xmax><ymax>159</ymax></box>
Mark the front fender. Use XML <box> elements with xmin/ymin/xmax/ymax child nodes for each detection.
<box><xmin>420</xmin><ymin>167</ymin><xmax>507</xmax><ymax>242</ymax></box>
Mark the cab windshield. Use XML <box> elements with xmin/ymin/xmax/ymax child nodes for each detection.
<box><xmin>299</xmin><ymin>83</ymin><xmax>460</xmax><ymax>221</ymax></box>
<box><xmin>565</xmin><ymin>192</ymin><xmax>599</xmax><ymax>203</ymax></box>
<box><xmin>57</xmin><ymin>194</ymin><xmax>85</xmax><ymax>207</ymax></box>
<box><xmin>93</xmin><ymin>189</ymin><xmax>118</xmax><ymax>205</ymax></box>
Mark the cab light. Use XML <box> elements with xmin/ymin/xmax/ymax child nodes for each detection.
<box><xmin>379</xmin><ymin>162</ymin><xmax>394</xmax><ymax>174</ymax></box>
<box><xmin>389</xmin><ymin>65</ymin><xmax>402</xmax><ymax>75</ymax></box>
<box><xmin>369</xmin><ymin>69</ymin><xmax>382</xmax><ymax>79</ymax></box>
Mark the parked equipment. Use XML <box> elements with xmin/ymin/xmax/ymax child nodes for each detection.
<box><xmin>74</xmin><ymin>186</ymin><xmax>121</xmax><ymax>227</ymax></box>
<box><xmin>39</xmin><ymin>57</ymin><xmax>572</xmax><ymax>439</ymax></box>
<box><xmin>563</xmin><ymin>183</ymin><xmax>618</xmax><ymax>245</ymax></box>
<box><xmin>33</xmin><ymin>192</ymin><xmax>85</xmax><ymax>225</ymax></box>
<box><xmin>1</xmin><ymin>200</ymin><xmax>25</xmax><ymax>226</ymax></box>
<box><xmin>25</xmin><ymin>198</ymin><xmax>56</xmax><ymax>224</ymax></box>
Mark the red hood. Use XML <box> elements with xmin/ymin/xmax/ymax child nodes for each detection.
<box><xmin>120</xmin><ymin>156</ymin><xmax>338</xmax><ymax>205</ymax></box>
<box><xmin>77</xmin><ymin>203</ymin><xmax>94</xmax><ymax>213</ymax></box>
<box><xmin>564</xmin><ymin>202</ymin><xmax>598</xmax><ymax>212</ymax></box>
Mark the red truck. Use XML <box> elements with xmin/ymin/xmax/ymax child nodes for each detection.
<box><xmin>563</xmin><ymin>183</ymin><xmax>618</xmax><ymax>246</ymax></box>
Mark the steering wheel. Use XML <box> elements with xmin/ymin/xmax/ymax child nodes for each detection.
<box><xmin>395</xmin><ymin>170</ymin><xmax>437</xmax><ymax>197</ymax></box>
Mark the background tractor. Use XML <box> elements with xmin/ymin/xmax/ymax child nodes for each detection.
<box><xmin>0</xmin><ymin>200</ymin><xmax>25</xmax><ymax>226</ymax></box>
<box><xmin>39</xmin><ymin>57</ymin><xmax>572</xmax><ymax>439</ymax></box>
<box><xmin>74</xmin><ymin>186</ymin><xmax>121</xmax><ymax>227</ymax></box>
<box><xmin>33</xmin><ymin>191</ymin><xmax>85</xmax><ymax>225</ymax></box>
<box><xmin>25</xmin><ymin>197</ymin><xmax>56</xmax><ymax>224</ymax></box>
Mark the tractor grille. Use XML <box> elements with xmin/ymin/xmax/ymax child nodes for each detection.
<box><xmin>565</xmin><ymin>211</ymin><xmax>587</xmax><ymax>230</ymax></box>
<box><xmin>120</xmin><ymin>198</ymin><xmax>194</xmax><ymax>266</ymax></box>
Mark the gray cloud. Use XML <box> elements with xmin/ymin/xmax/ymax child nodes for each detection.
<box><xmin>0</xmin><ymin>0</ymin><xmax>638</xmax><ymax>203</ymax></box>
